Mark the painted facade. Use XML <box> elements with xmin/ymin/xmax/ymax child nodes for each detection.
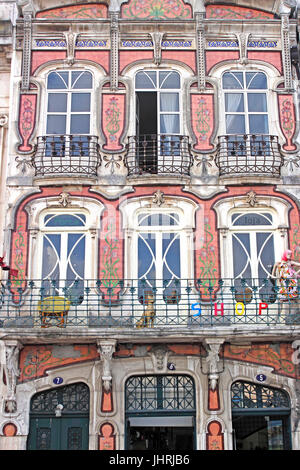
<box><xmin>0</xmin><ymin>0</ymin><xmax>300</xmax><ymax>451</ymax></box>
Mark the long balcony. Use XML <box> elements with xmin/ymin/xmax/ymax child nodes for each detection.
<box><xmin>216</xmin><ymin>134</ymin><xmax>283</xmax><ymax>177</ymax></box>
<box><xmin>1</xmin><ymin>277</ymin><xmax>299</xmax><ymax>329</ymax></box>
<box><xmin>125</xmin><ymin>134</ymin><xmax>192</xmax><ymax>176</ymax></box>
<box><xmin>32</xmin><ymin>135</ymin><xmax>101</xmax><ymax>177</ymax></box>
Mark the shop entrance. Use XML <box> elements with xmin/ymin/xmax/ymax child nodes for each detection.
<box><xmin>231</xmin><ymin>381</ymin><xmax>291</xmax><ymax>450</ymax></box>
<box><xmin>125</xmin><ymin>375</ymin><xmax>196</xmax><ymax>450</ymax></box>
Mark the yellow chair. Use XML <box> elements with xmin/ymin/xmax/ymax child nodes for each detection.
<box><xmin>38</xmin><ymin>296</ymin><xmax>71</xmax><ymax>328</ymax></box>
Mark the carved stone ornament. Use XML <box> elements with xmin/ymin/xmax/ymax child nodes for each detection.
<box><xmin>203</xmin><ymin>339</ymin><xmax>224</xmax><ymax>391</ymax></box>
<box><xmin>97</xmin><ymin>340</ymin><xmax>116</xmax><ymax>392</ymax></box>
<box><xmin>64</xmin><ymin>31</ymin><xmax>78</xmax><ymax>66</ymax></box>
<box><xmin>246</xmin><ymin>190</ymin><xmax>258</xmax><ymax>207</ymax></box>
<box><xmin>150</xmin><ymin>32</ymin><xmax>165</xmax><ymax>66</ymax></box>
<box><xmin>152</xmin><ymin>190</ymin><xmax>165</xmax><ymax>207</ymax></box>
<box><xmin>3</xmin><ymin>342</ymin><xmax>22</xmax><ymax>414</ymax></box>
<box><xmin>58</xmin><ymin>192</ymin><xmax>71</xmax><ymax>207</ymax></box>
<box><xmin>149</xmin><ymin>345</ymin><xmax>170</xmax><ymax>372</ymax></box>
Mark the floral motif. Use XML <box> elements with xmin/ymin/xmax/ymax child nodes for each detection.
<box><xmin>121</xmin><ymin>0</ymin><xmax>192</xmax><ymax>20</ymax></box>
<box><xmin>206</xmin><ymin>5</ymin><xmax>273</xmax><ymax>20</ymax></box>
<box><xmin>18</xmin><ymin>95</ymin><xmax>36</xmax><ymax>152</ymax></box>
<box><xmin>105</xmin><ymin>97</ymin><xmax>121</xmax><ymax>144</ymax></box>
<box><xmin>36</xmin><ymin>4</ymin><xmax>107</xmax><ymax>19</ymax></box>
<box><xmin>192</xmin><ymin>95</ymin><xmax>214</xmax><ymax>151</ymax></box>
<box><xmin>103</xmin><ymin>155</ymin><xmax>123</xmax><ymax>174</ymax></box>
<box><xmin>278</xmin><ymin>95</ymin><xmax>296</xmax><ymax>151</ymax></box>
<box><xmin>197</xmin><ymin>218</ymin><xmax>218</xmax><ymax>298</ymax></box>
<box><xmin>100</xmin><ymin>219</ymin><xmax>121</xmax><ymax>297</ymax></box>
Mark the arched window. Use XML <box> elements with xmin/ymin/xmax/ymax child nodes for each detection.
<box><xmin>231</xmin><ymin>381</ymin><xmax>291</xmax><ymax>450</ymax></box>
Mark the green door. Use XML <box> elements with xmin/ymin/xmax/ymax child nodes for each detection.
<box><xmin>27</xmin><ymin>383</ymin><xmax>89</xmax><ymax>450</ymax></box>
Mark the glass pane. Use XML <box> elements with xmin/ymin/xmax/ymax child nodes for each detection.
<box><xmin>42</xmin><ymin>234</ymin><xmax>61</xmax><ymax>280</ymax></box>
<box><xmin>256</xmin><ymin>232</ymin><xmax>275</xmax><ymax>277</ymax></box>
<box><xmin>71</xmin><ymin>93</ymin><xmax>91</xmax><ymax>112</ymax></box>
<box><xmin>46</xmin><ymin>115</ymin><xmax>66</xmax><ymax>134</ymax></box>
<box><xmin>226</xmin><ymin>115</ymin><xmax>245</xmax><ymax>134</ymax></box>
<box><xmin>138</xmin><ymin>233</ymin><xmax>156</xmax><ymax>283</ymax></box>
<box><xmin>249</xmin><ymin>115</ymin><xmax>269</xmax><ymax>134</ymax></box>
<box><xmin>47</xmin><ymin>93</ymin><xmax>67</xmax><ymax>113</ymax></box>
<box><xmin>223</xmin><ymin>72</ymin><xmax>244</xmax><ymax>89</ymax></box>
<box><xmin>232</xmin><ymin>213</ymin><xmax>273</xmax><ymax>226</ymax></box>
<box><xmin>67</xmin><ymin>234</ymin><xmax>85</xmax><ymax>279</ymax></box>
<box><xmin>246</xmin><ymin>72</ymin><xmax>267</xmax><ymax>89</ymax></box>
<box><xmin>70</xmin><ymin>114</ymin><xmax>90</xmax><ymax>134</ymax></box>
<box><xmin>160</xmin><ymin>114</ymin><xmax>180</xmax><ymax>134</ymax></box>
<box><xmin>163</xmin><ymin>233</ymin><xmax>180</xmax><ymax>280</ymax></box>
<box><xmin>159</xmin><ymin>71</ymin><xmax>180</xmax><ymax>89</ymax></box>
<box><xmin>225</xmin><ymin>93</ymin><xmax>244</xmax><ymax>112</ymax></box>
<box><xmin>135</xmin><ymin>71</ymin><xmax>156</xmax><ymax>89</ymax></box>
<box><xmin>160</xmin><ymin>93</ymin><xmax>179</xmax><ymax>112</ymax></box>
<box><xmin>138</xmin><ymin>213</ymin><xmax>179</xmax><ymax>226</ymax></box>
<box><xmin>71</xmin><ymin>71</ymin><xmax>92</xmax><ymax>89</ymax></box>
<box><xmin>248</xmin><ymin>94</ymin><xmax>267</xmax><ymax>112</ymax></box>
<box><xmin>47</xmin><ymin>72</ymin><xmax>68</xmax><ymax>89</ymax></box>
<box><xmin>44</xmin><ymin>214</ymin><xmax>86</xmax><ymax>227</ymax></box>
<box><xmin>232</xmin><ymin>233</ymin><xmax>252</xmax><ymax>279</ymax></box>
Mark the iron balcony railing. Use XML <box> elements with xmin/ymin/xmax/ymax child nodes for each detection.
<box><xmin>32</xmin><ymin>135</ymin><xmax>101</xmax><ymax>177</ymax></box>
<box><xmin>216</xmin><ymin>134</ymin><xmax>283</xmax><ymax>177</ymax></box>
<box><xmin>125</xmin><ymin>134</ymin><xmax>192</xmax><ymax>176</ymax></box>
<box><xmin>1</xmin><ymin>277</ymin><xmax>299</xmax><ymax>329</ymax></box>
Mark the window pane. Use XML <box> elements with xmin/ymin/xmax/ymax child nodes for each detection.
<box><xmin>42</xmin><ymin>234</ymin><xmax>61</xmax><ymax>280</ymax></box>
<box><xmin>225</xmin><ymin>93</ymin><xmax>244</xmax><ymax>112</ymax></box>
<box><xmin>249</xmin><ymin>115</ymin><xmax>269</xmax><ymax>134</ymax></box>
<box><xmin>67</xmin><ymin>233</ymin><xmax>86</xmax><ymax>279</ymax></box>
<box><xmin>71</xmin><ymin>71</ymin><xmax>92</xmax><ymax>89</ymax></box>
<box><xmin>232</xmin><ymin>233</ymin><xmax>252</xmax><ymax>279</ymax></box>
<box><xmin>70</xmin><ymin>114</ymin><xmax>90</xmax><ymax>134</ymax></box>
<box><xmin>226</xmin><ymin>114</ymin><xmax>245</xmax><ymax>134</ymax></box>
<box><xmin>138</xmin><ymin>233</ymin><xmax>156</xmax><ymax>281</ymax></box>
<box><xmin>45</xmin><ymin>214</ymin><xmax>86</xmax><ymax>227</ymax></box>
<box><xmin>248</xmin><ymin>93</ymin><xmax>267</xmax><ymax>112</ymax></box>
<box><xmin>232</xmin><ymin>213</ymin><xmax>273</xmax><ymax>226</ymax></box>
<box><xmin>160</xmin><ymin>93</ymin><xmax>179</xmax><ymax>112</ymax></box>
<box><xmin>47</xmin><ymin>72</ymin><xmax>68</xmax><ymax>89</ymax></box>
<box><xmin>135</xmin><ymin>71</ymin><xmax>156</xmax><ymax>89</ymax></box>
<box><xmin>138</xmin><ymin>213</ymin><xmax>179</xmax><ymax>226</ymax></box>
<box><xmin>246</xmin><ymin>72</ymin><xmax>267</xmax><ymax>89</ymax></box>
<box><xmin>160</xmin><ymin>114</ymin><xmax>180</xmax><ymax>134</ymax></box>
<box><xmin>47</xmin><ymin>93</ymin><xmax>67</xmax><ymax>113</ymax></box>
<box><xmin>71</xmin><ymin>93</ymin><xmax>91</xmax><ymax>112</ymax></box>
<box><xmin>159</xmin><ymin>71</ymin><xmax>180</xmax><ymax>89</ymax></box>
<box><xmin>223</xmin><ymin>72</ymin><xmax>244</xmax><ymax>89</ymax></box>
<box><xmin>46</xmin><ymin>115</ymin><xmax>66</xmax><ymax>134</ymax></box>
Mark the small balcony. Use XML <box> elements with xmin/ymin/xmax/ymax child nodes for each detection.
<box><xmin>216</xmin><ymin>134</ymin><xmax>283</xmax><ymax>177</ymax></box>
<box><xmin>125</xmin><ymin>134</ymin><xmax>192</xmax><ymax>176</ymax></box>
<box><xmin>32</xmin><ymin>135</ymin><xmax>101</xmax><ymax>177</ymax></box>
<box><xmin>1</xmin><ymin>277</ymin><xmax>299</xmax><ymax>329</ymax></box>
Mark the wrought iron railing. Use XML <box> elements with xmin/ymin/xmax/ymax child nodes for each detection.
<box><xmin>1</xmin><ymin>277</ymin><xmax>299</xmax><ymax>329</ymax></box>
<box><xmin>32</xmin><ymin>135</ymin><xmax>101</xmax><ymax>177</ymax></box>
<box><xmin>125</xmin><ymin>134</ymin><xmax>192</xmax><ymax>176</ymax></box>
<box><xmin>216</xmin><ymin>134</ymin><xmax>283</xmax><ymax>176</ymax></box>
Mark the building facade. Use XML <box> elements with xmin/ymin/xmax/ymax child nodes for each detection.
<box><xmin>0</xmin><ymin>0</ymin><xmax>299</xmax><ymax>451</ymax></box>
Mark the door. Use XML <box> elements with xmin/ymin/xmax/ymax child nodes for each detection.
<box><xmin>27</xmin><ymin>383</ymin><xmax>90</xmax><ymax>450</ymax></box>
<box><xmin>27</xmin><ymin>416</ymin><xmax>89</xmax><ymax>450</ymax></box>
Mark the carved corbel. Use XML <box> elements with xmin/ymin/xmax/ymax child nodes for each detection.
<box><xmin>2</xmin><ymin>341</ymin><xmax>23</xmax><ymax>414</ymax></box>
<box><xmin>202</xmin><ymin>339</ymin><xmax>224</xmax><ymax>391</ymax></box>
<box><xmin>150</xmin><ymin>32</ymin><xmax>165</xmax><ymax>66</ymax></box>
<box><xmin>97</xmin><ymin>340</ymin><xmax>116</xmax><ymax>392</ymax></box>
<box><xmin>237</xmin><ymin>33</ymin><xmax>250</xmax><ymax>65</ymax></box>
<box><xmin>64</xmin><ymin>31</ymin><xmax>78</xmax><ymax>66</ymax></box>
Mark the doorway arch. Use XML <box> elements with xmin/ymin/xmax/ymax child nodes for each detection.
<box><xmin>27</xmin><ymin>382</ymin><xmax>90</xmax><ymax>450</ymax></box>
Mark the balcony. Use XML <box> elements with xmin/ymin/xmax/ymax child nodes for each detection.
<box><xmin>216</xmin><ymin>134</ymin><xmax>283</xmax><ymax>177</ymax></box>
<box><xmin>125</xmin><ymin>134</ymin><xmax>192</xmax><ymax>176</ymax></box>
<box><xmin>1</xmin><ymin>277</ymin><xmax>299</xmax><ymax>329</ymax></box>
<box><xmin>32</xmin><ymin>135</ymin><xmax>101</xmax><ymax>177</ymax></box>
